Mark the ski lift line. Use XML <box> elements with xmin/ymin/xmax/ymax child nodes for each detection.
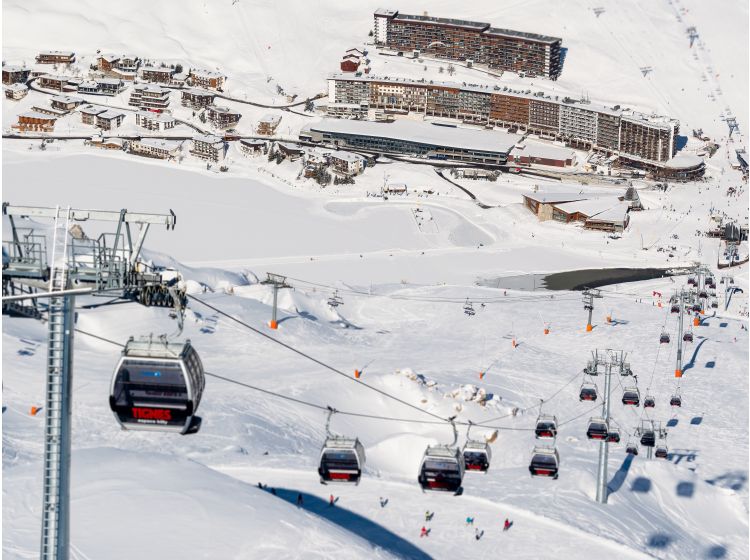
<box><xmin>186</xmin><ymin>294</ymin><xmax>451</xmax><ymax>422</ymax></box>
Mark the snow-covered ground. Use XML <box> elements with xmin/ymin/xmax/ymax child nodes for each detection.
<box><xmin>2</xmin><ymin>1</ymin><xmax>748</xmax><ymax>559</ymax></box>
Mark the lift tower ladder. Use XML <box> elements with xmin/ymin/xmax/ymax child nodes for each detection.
<box><xmin>41</xmin><ymin>206</ymin><xmax>75</xmax><ymax>560</ymax></box>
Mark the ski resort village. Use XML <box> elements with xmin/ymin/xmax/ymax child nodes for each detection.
<box><xmin>2</xmin><ymin>1</ymin><xmax>748</xmax><ymax>559</ymax></box>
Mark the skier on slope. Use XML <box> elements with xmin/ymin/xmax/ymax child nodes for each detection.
<box><xmin>504</xmin><ymin>518</ymin><xmax>512</xmax><ymax>531</ymax></box>
<box><xmin>420</xmin><ymin>526</ymin><xmax>429</xmax><ymax>538</ymax></box>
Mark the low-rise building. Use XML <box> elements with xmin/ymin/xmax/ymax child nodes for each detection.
<box><xmin>129</xmin><ymin>83</ymin><xmax>170</xmax><ymax>111</ymax></box>
<box><xmin>239</xmin><ymin>138</ymin><xmax>265</xmax><ymax>156</ymax></box>
<box><xmin>326</xmin><ymin>102</ymin><xmax>369</xmax><ymax>119</ymax></box>
<box><xmin>97</xmin><ymin>54</ymin><xmax>140</xmax><ymax>76</ymax></box>
<box><xmin>31</xmin><ymin>105</ymin><xmax>68</xmax><ymax>118</ymax></box>
<box><xmin>95</xmin><ymin>110</ymin><xmax>126</xmax><ymax>130</ymax></box>
<box><xmin>171</xmin><ymin>72</ymin><xmax>188</xmax><ymax>87</ymax></box>
<box><xmin>2</xmin><ymin>65</ymin><xmax>31</xmax><ymax>85</ymax></box>
<box><xmin>79</xmin><ymin>105</ymin><xmax>107</xmax><ymax>125</ymax></box>
<box><xmin>522</xmin><ymin>191</ymin><xmax>630</xmax><ymax>232</ymax></box>
<box><xmin>190</xmin><ymin>134</ymin><xmax>226</xmax><ymax>162</ymax></box>
<box><xmin>257</xmin><ymin>114</ymin><xmax>281</xmax><ymax>135</ymax></box>
<box><xmin>89</xmin><ymin>137</ymin><xmax>125</xmax><ymax>150</ymax></box>
<box><xmin>181</xmin><ymin>88</ymin><xmax>215</xmax><ymax>109</ymax></box>
<box><xmin>130</xmin><ymin>138</ymin><xmax>182</xmax><ymax>160</ymax></box>
<box><xmin>36</xmin><ymin>51</ymin><xmax>75</xmax><ymax>64</ymax></box>
<box><xmin>188</xmin><ymin>69</ymin><xmax>225</xmax><ymax>90</ymax></box>
<box><xmin>50</xmin><ymin>94</ymin><xmax>84</xmax><ymax>112</ymax></box>
<box><xmin>329</xmin><ymin>150</ymin><xmax>366</xmax><ymax>176</ymax></box>
<box><xmin>276</xmin><ymin>142</ymin><xmax>305</xmax><ymax>160</ymax></box>
<box><xmin>508</xmin><ymin>142</ymin><xmax>576</xmax><ymax>167</ymax></box>
<box><xmin>5</xmin><ymin>83</ymin><xmax>29</xmax><ymax>100</ymax></box>
<box><xmin>340</xmin><ymin>54</ymin><xmax>361</xmax><ymax>73</ymax></box>
<box><xmin>140</xmin><ymin>66</ymin><xmax>174</xmax><ymax>83</ymax></box>
<box><xmin>37</xmin><ymin>74</ymin><xmax>68</xmax><ymax>92</ymax></box>
<box><xmin>206</xmin><ymin>105</ymin><xmax>241</xmax><ymax>129</ymax></box>
<box><xmin>77</xmin><ymin>79</ymin><xmax>125</xmax><ymax>96</ymax></box>
<box><xmin>13</xmin><ymin>111</ymin><xmax>57</xmax><ymax>132</ymax></box>
<box><xmin>135</xmin><ymin>111</ymin><xmax>176</xmax><ymax>131</ymax></box>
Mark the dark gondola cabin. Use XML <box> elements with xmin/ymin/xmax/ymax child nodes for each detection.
<box><xmin>463</xmin><ymin>441</ymin><xmax>491</xmax><ymax>472</ymax></box>
<box><xmin>644</xmin><ymin>396</ymin><xmax>656</xmax><ymax>408</ymax></box>
<box><xmin>655</xmin><ymin>446</ymin><xmax>669</xmax><ymax>459</ymax></box>
<box><xmin>529</xmin><ymin>447</ymin><xmax>559</xmax><ymax>479</ymax></box>
<box><xmin>318</xmin><ymin>437</ymin><xmax>366</xmax><ymax>484</ymax></box>
<box><xmin>626</xmin><ymin>443</ymin><xmax>639</xmax><ymax>455</ymax></box>
<box><xmin>109</xmin><ymin>338</ymin><xmax>205</xmax><ymax>435</ymax></box>
<box><xmin>622</xmin><ymin>388</ymin><xmax>640</xmax><ymax>406</ymax></box>
<box><xmin>606</xmin><ymin>430</ymin><xmax>621</xmax><ymax>443</ymax></box>
<box><xmin>687</xmin><ymin>277</ymin><xmax>696</xmax><ymax>286</ymax></box>
<box><xmin>418</xmin><ymin>446</ymin><xmax>465</xmax><ymax>493</ymax></box>
<box><xmin>640</xmin><ymin>430</ymin><xmax>656</xmax><ymax>447</ymax></box>
<box><xmin>535</xmin><ymin>415</ymin><xmax>558</xmax><ymax>439</ymax></box>
<box><xmin>670</xmin><ymin>395</ymin><xmax>682</xmax><ymax>407</ymax></box>
<box><xmin>579</xmin><ymin>383</ymin><xmax>598</xmax><ymax>401</ymax></box>
<box><xmin>586</xmin><ymin>417</ymin><xmax>609</xmax><ymax>440</ymax></box>
<box><xmin>670</xmin><ymin>304</ymin><xmax>680</xmax><ymax>314</ymax></box>
<box><xmin>683</xmin><ymin>332</ymin><xmax>694</xmax><ymax>342</ymax></box>
<box><xmin>659</xmin><ymin>332</ymin><xmax>670</xmax><ymax>344</ymax></box>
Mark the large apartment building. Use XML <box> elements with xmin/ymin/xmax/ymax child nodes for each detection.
<box><xmin>327</xmin><ymin>74</ymin><xmax>686</xmax><ymax>168</ymax></box>
<box><xmin>373</xmin><ymin>9</ymin><xmax>562</xmax><ymax>79</ymax></box>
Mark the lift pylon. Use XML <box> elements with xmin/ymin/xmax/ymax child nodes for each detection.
<box><xmin>261</xmin><ymin>273</ymin><xmax>292</xmax><ymax>329</ymax></box>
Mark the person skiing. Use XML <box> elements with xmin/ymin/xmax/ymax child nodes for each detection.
<box><xmin>465</xmin><ymin>516</ymin><xmax>474</xmax><ymax>526</ymax></box>
<box><xmin>475</xmin><ymin>528</ymin><xmax>484</xmax><ymax>540</ymax></box>
<box><xmin>420</xmin><ymin>526</ymin><xmax>429</xmax><ymax>538</ymax></box>
<box><xmin>503</xmin><ymin>518</ymin><xmax>512</xmax><ymax>531</ymax></box>
<box><xmin>296</xmin><ymin>493</ymin><xmax>304</xmax><ymax>507</ymax></box>
<box><xmin>379</xmin><ymin>497</ymin><xmax>388</xmax><ymax>508</ymax></box>
<box><xmin>329</xmin><ymin>494</ymin><xmax>335</xmax><ymax>507</ymax></box>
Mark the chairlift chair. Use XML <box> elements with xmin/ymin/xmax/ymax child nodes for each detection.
<box><xmin>318</xmin><ymin>409</ymin><xmax>366</xmax><ymax>485</ymax></box>
<box><xmin>659</xmin><ymin>332</ymin><xmax>671</xmax><ymax>344</ymax></box>
<box><xmin>621</xmin><ymin>362</ymin><xmax>633</xmax><ymax>377</ymax></box>
<box><xmin>683</xmin><ymin>331</ymin><xmax>694</xmax><ymax>343</ymax></box>
<box><xmin>583</xmin><ymin>361</ymin><xmax>598</xmax><ymax>376</ymax></box>
<box><xmin>462</xmin><ymin>422</ymin><xmax>491</xmax><ymax>473</ymax></box>
<box><xmin>418</xmin><ymin>420</ymin><xmax>465</xmax><ymax>493</ymax></box>
<box><xmin>579</xmin><ymin>382</ymin><xmax>598</xmax><ymax>402</ymax></box>
<box><xmin>534</xmin><ymin>414</ymin><xmax>558</xmax><ymax>439</ymax></box>
<box><xmin>463</xmin><ymin>299</ymin><xmax>475</xmax><ymax>316</ymax></box>
<box><xmin>109</xmin><ymin>337</ymin><xmax>205</xmax><ymax>435</ymax></box>
<box><xmin>328</xmin><ymin>291</ymin><xmax>344</xmax><ymax>308</ymax></box>
<box><xmin>586</xmin><ymin>417</ymin><xmax>609</xmax><ymax>440</ymax></box>
<box><xmin>528</xmin><ymin>446</ymin><xmax>559</xmax><ymax>479</ymax></box>
<box><xmin>622</xmin><ymin>386</ymin><xmax>640</xmax><ymax>406</ymax></box>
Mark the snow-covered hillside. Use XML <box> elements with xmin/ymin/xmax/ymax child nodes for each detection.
<box><xmin>2</xmin><ymin>0</ymin><xmax>748</xmax><ymax>559</ymax></box>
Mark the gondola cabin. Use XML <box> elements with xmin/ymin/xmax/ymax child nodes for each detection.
<box><xmin>463</xmin><ymin>441</ymin><xmax>491</xmax><ymax>472</ymax></box>
<box><xmin>626</xmin><ymin>443</ymin><xmax>639</xmax><ymax>455</ymax></box>
<box><xmin>655</xmin><ymin>446</ymin><xmax>669</xmax><ymax>459</ymax></box>
<box><xmin>692</xmin><ymin>303</ymin><xmax>702</xmax><ymax>313</ymax></box>
<box><xmin>586</xmin><ymin>417</ymin><xmax>609</xmax><ymax>440</ymax></box>
<box><xmin>579</xmin><ymin>384</ymin><xmax>598</xmax><ymax>401</ymax></box>
<box><xmin>711</xmin><ymin>300</ymin><xmax>718</xmax><ymax>308</ymax></box>
<box><xmin>670</xmin><ymin>395</ymin><xmax>682</xmax><ymax>407</ymax></box>
<box><xmin>535</xmin><ymin>415</ymin><xmax>558</xmax><ymax>439</ymax></box>
<box><xmin>318</xmin><ymin>437</ymin><xmax>366</xmax><ymax>484</ymax></box>
<box><xmin>698</xmin><ymin>290</ymin><xmax>708</xmax><ymax>299</ymax></box>
<box><xmin>529</xmin><ymin>447</ymin><xmax>559</xmax><ymax>479</ymax></box>
<box><xmin>683</xmin><ymin>332</ymin><xmax>694</xmax><ymax>343</ymax></box>
<box><xmin>606</xmin><ymin>429</ymin><xmax>621</xmax><ymax>443</ymax></box>
<box><xmin>109</xmin><ymin>338</ymin><xmax>205</xmax><ymax>435</ymax></box>
<box><xmin>670</xmin><ymin>304</ymin><xmax>680</xmax><ymax>314</ymax></box>
<box><xmin>687</xmin><ymin>277</ymin><xmax>696</xmax><ymax>286</ymax></box>
<box><xmin>644</xmin><ymin>396</ymin><xmax>656</xmax><ymax>408</ymax></box>
<box><xmin>640</xmin><ymin>430</ymin><xmax>656</xmax><ymax>447</ymax></box>
<box><xmin>622</xmin><ymin>387</ymin><xmax>640</xmax><ymax>406</ymax></box>
<box><xmin>418</xmin><ymin>446</ymin><xmax>465</xmax><ymax>493</ymax></box>
<box><xmin>659</xmin><ymin>332</ymin><xmax>671</xmax><ymax>344</ymax></box>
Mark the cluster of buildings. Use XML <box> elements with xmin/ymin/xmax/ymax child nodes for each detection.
<box><xmin>373</xmin><ymin>9</ymin><xmax>562</xmax><ymax>79</ymax></box>
<box><xmin>522</xmin><ymin>189</ymin><xmax>641</xmax><ymax>232</ymax></box>
<box><xmin>326</xmin><ymin>74</ymin><xmax>703</xmax><ymax>178</ymax></box>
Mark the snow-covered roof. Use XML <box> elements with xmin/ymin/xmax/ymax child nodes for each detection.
<box><xmin>306</xmin><ymin>119</ymin><xmax>520</xmax><ymax>154</ymax></box>
<box><xmin>51</xmin><ymin>94</ymin><xmax>83</xmax><ymax>104</ymax></box>
<box><xmin>136</xmin><ymin>110</ymin><xmax>175</xmax><ymax>122</ymax></box>
<box><xmin>555</xmin><ymin>197</ymin><xmax>623</xmax><ymax>218</ymax></box>
<box><xmin>136</xmin><ymin>138</ymin><xmax>182</xmax><ymax>151</ymax></box>
<box><xmin>240</xmin><ymin>138</ymin><xmax>265</xmax><ymax>146</ymax></box>
<box><xmin>276</xmin><ymin>141</ymin><xmax>304</xmax><ymax>152</ymax></box>
<box><xmin>193</xmin><ymin>134</ymin><xmax>224</xmax><ymax>146</ymax></box>
<box><xmin>7</xmin><ymin>83</ymin><xmax>28</xmax><ymax>92</ymax></box>
<box><xmin>191</xmin><ymin>69</ymin><xmax>224</xmax><ymax>79</ymax></box>
<box><xmin>92</xmin><ymin>137</ymin><xmax>124</xmax><ymax>147</ymax></box>
<box><xmin>513</xmin><ymin>142</ymin><xmax>575</xmax><ymax>160</ymax></box>
<box><xmin>524</xmin><ymin>192</ymin><xmax>589</xmax><ymax>204</ymax></box>
<box><xmin>664</xmin><ymin>152</ymin><xmax>704</xmax><ymax>169</ymax></box>
<box><xmin>260</xmin><ymin>114</ymin><xmax>282</xmax><ymax>125</ymax></box>
<box><xmin>141</xmin><ymin>66</ymin><xmax>173</xmax><ymax>74</ymax></box>
<box><xmin>208</xmin><ymin>105</ymin><xmax>240</xmax><ymax>115</ymax></box>
<box><xmin>20</xmin><ymin>111</ymin><xmax>57</xmax><ymax>120</ymax></box>
<box><xmin>97</xmin><ymin>110</ymin><xmax>126</xmax><ymax>120</ymax></box>
<box><xmin>374</xmin><ymin>8</ymin><xmax>398</xmax><ymax>17</ymax></box>
<box><xmin>100</xmin><ymin>54</ymin><xmax>120</xmax><ymax>62</ymax></box>
<box><xmin>79</xmin><ymin>105</ymin><xmax>107</xmax><ymax>115</ymax></box>
<box><xmin>2</xmin><ymin>65</ymin><xmax>26</xmax><ymax>73</ymax></box>
<box><xmin>183</xmin><ymin>87</ymin><xmax>214</xmax><ymax>97</ymax></box>
<box><xmin>97</xmin><ymin>78</ymin><xmax>123</xmax><ymax>86</ymax></box>
<box><xmin>134</xmin><ymin>83</ymin><xmax>168</xmax><ymax>93</ymax></box>
<box><xmin>330</xmin><ymin>150</ymin><xmax>365</xmax><ymax>163</ymax></box>
<box><xmin>38</xmin><ymin>74</ymin><xmax>67</xmax><ymax>81</ymax></box>
<box><xmin>78</xmin><ymin>80</ymin><xmax>98</xmax><ymax>89</ymax></box>
<box><xmin>585</xmin><ymin>202</ymin><xmax>630</xmax><ymax>224</ymax></box>
<box><xmin>38</xmin><ymin>50</ymin><xmax>74</xmax><ymax>57</ymax></box>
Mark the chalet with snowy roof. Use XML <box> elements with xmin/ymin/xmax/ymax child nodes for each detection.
<box><xmin>140</xmin><ymin>66</ymin><xmax>175</xmax><ymax>83</ymax></box>
<box><xmin>88</xmin><ymin>137</ymin><xmax>125</xmax><ymax>150</ymax></box>
<box><xmin>188</xmin><ymin>69</ymin><xmax>225</xmax><ymax>90</ymax></box>
<box><xmin>95</xmin><ymin>110</ymin><xmax>126</xmax><ymax>130</ymax></box>
<box><xmin>135</xmin><ymin>111</ymin><xmax>176</xmax><ymax>132</ymax></box>
<box><xmin>13</xmin><ymin>111</ymin><xmax>57</xmax><ymax>132</ymax></box>
<box><xmin>5</xmin><ymin>83</ymin><xmax>28</xmax><ymax>100</ymax></box>
<box><xmin>130</xmin><ymin>138</ymin><xmax>182</xmax><ymax>160</ymax></box>
<box><xmin>79</xmin><ymin>105</ymin><xmax>107</xmax><ymax>125</ymax></box>
<box><xmin>329</xmin><ymin>150</ymin><xmax>366</xmax><ymax>176</ymax></box>
<box><xmin>340</xmin><ymin>54</ymin><xmax>361</xmax><ymax>73</ymax></box>
<box><xmin>276</xmin><ymin>142</ymin><xmax>304</xmax><ymax>160</ymax></box>
<box><xmin>129</xmin><ymin>83</ymin><xmax>170</xmax><ymax>111</ymax></box>
<box><xmin>170</xmin><ymin>72</ymin><xmax>188</xmax><ymax>87</ymax></box>
<box><xmin>2</xmin><ymin>65</ymin><xmax>30</xmax><ymax>85</ymax></box>
<box><xmin>37</xmin><ymin>74</ymin><xmax>68</xmax><ymax>92</ymax></box>
<box><xmin>346</xmin><ymin>48</ymin><xmax>365</xmax><ymax>57</ymax></box>
<box><xmin>97</xmin><ymin>54</ymin><xmax>140</xmax><ymax>75</ymax></box>
<box><xmin>240</xmin><ymin>138</ymin><xmax>266</xmax><ymax>156</ymax></box>
<box><xmin>190</xmin><ymin>134</ymin><xmax>226</xmax><ymax>162</ymax></box>
<box><xmin>35</xmin><ymin>51</ymin><xmax>75</xmax><ymax>64</ymax></box>
<box><xmin>181</xmin><ymin>88</ymin><xmax>215</xmax><ymax>109</ymax></box>
<box><xmin>50</xmin><ymin>94</ymin><xmax>84</xmax><ymax>112</ymax></box>
<box><xmin>206</xmin><ymin>105</ymin><xmax>241</xmax><ymax>129</ymax></box>
<box><xmin>31</xmin><ymin>105</ymin><xmax>68</xmax><ymax>118</ymax></box>
<box><xmin>523</xmin><ymin>190</ymin><xmax>630</xmax><ymax>232</ymax></box>
<box><xmin>257</xmin><ymin>114</ymin><xmax>281</xmax><ymax>135</ymax></box>
<box><xmin>98</xmin><ymin>78</ymin><xmax>126</xmax><ymax>96</ymax></box>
